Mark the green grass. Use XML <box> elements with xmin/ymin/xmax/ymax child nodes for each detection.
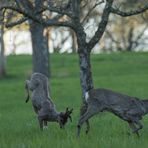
<box><xmin>1</xmin><ymin>52</ymin><xmax>148</xmax><ymax>148</ymax></box>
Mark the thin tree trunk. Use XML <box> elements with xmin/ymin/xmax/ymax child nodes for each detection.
<box><xmin>78</xmin><ymin>49</ymin><xmax>94</xmax><ymax>101</ymax></box>
<box><xmin>70</xmin><ymin>29</ymin><xmax>77</xmax><ymax>53</ymax></box>
<box><xmin>29</xmin><ymin>21</ymin><xmax>50</xmax><ymax>77</ymax></box>
<box><xmin>76</xmin><ymin>28</ymin><xmax>94</xmax><ymax>101</ymax></box>
<box><xmin>0</xmin><ymin>23</ymin><xmax>6</xmax><ymax>77</ymax></box>
<box><xmin>78</xmin><ymin>43</ymin><xmax>93</xmax><ymax>103</ymax></box>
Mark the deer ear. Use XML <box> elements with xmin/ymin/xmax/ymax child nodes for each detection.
<box><xmin>68</xmin><ymin>108</ymin><xmax>73</xmax><ymax>114</ymax></box>
<box><xmin>66</xmin><ymin>107</ymin><xmax>69</xmax><ymax>112</ymax></box>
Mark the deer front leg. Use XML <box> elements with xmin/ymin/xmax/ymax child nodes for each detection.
<box><xmin>43</xmin><ymin>121</ymin><xmax>48</xmax><ymax>130</ymax></box>
<box><xmin>77</xmin><ymin>107</ymin><xmax>96</xmax><ymax>137</ymax></box>
<box><xmin>44</xmin><ymin>121</ymin><xmax>47</xmax><ymax>126</ymax></box>
<box><xmin>85</xmin><ymin>120</ymin><xmax>90</xmax><ymax>134</ymax></box>
<box><xmin>38</xmin><ymin>116</ymin><xmax>44</xmax><ymax>131</ymax></box>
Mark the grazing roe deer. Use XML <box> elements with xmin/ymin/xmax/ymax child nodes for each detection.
<box><xmin>25</xmin><ymin>73</ymin><xmax>73</xmax><ymax>130</ymax></box>
<box><xmin>77</xmin><ymin>88</ymin><xmax>148</xmax><ymax>137</ymax></box>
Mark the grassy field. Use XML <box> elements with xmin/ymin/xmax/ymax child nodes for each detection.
<box><xmin>0</xmin><ymin>52</ymin><xmax>148</xmax><ymax>148</ymax></box>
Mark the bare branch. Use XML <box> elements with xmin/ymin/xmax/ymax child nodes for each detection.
<box><xmin>0</xmin><ymin>5</ymin><xmax>38</xmax><ymax>22</ymax></box>
<box><xmin>44</xmin><ymin>19</ymin><xmax>74</xmax><ymax>28</ymax></box>
<box><xmin>111</xmin><ymin>4</ymin><xmax>148</xmax><ymax>17</ymax></box>
<box><xmin>15</xmin><ymin>0</ymin><xmax>21</xmax><ymax>8</ymax></box>
<box><xmin>132</xmin><ymin>25</ymin><xmax>148</xmax><ymax>49</ymax></box>
<box><xmin>5</xmin><ymin>17</ymin><xmax>27</xmax><ymax>28</ymax></box>
<box><xmin>0</xmin><ymin>8</ymin><xmax>6</xmax><ymax>23</ymax></box>
<box><xmin>105</xmin><ymin>30</ymin><xmax>119</xmax><ymax>44</ymax></box>
<box><xmin>87</xmin><ymin>0</ymin><xmax>113</xmax><ymax>51</ymax></box>
<box><xmin>81</xmin><ymin>0</ymin><xmax>89</xmax><ymax>8</ymax></box>
<box><xmin>44</xmin><ymin>4</ymin><xmax>73</xmax><ymax>18</ymax></box>
<box><xmin>82</xmin><ymin>0</ymin><xmax>104</xmax><ymax>24</ymax></box>
<box><xmin>0</xmin><ymin>4</ymin><xmax>74</xmax><ymax>28</ymax></box>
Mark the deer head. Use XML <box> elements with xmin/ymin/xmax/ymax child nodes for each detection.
<box><xmin>59</xmin><ymin>108</ymin><xmax>73</xmax><ymax>128</ymax></box>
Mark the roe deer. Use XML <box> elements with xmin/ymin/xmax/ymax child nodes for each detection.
<box><xmin>77</xmin><ymin>88</ymin><xmax>148</xmax><ymax>137</ymax></box>
<box><xmin>25</xmin><ymin>73</ymin><xmax>73</xmax><ymax>130</ymax></box>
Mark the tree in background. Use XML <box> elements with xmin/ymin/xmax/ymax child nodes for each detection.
<box><xmin>102</xmin><ymin>15</ymin><xmax>148</xmax><ymax>52</ymax></box>
<box><xmin>0</xmin><ymin>0</ymin><xmax>148</xmax><ymax>100</ymax></box>
<box><xmin>0</xmin><ymin>0</ymin><xmax>7</xmax><ymax>78</ymax></box>
<box><xmin>101</xmin><ymin>1</ymin><xmax>148</xmax><ymax>52</ymax></box>
<box><xmin>1</xmin><ymin>0</ymin><xmax>50</xmax><ymax>77</ymax></box>
<box><xmin>0</xmin><ymin>22</ymin><xmax>6</xmax><ymax>77</ymax></box>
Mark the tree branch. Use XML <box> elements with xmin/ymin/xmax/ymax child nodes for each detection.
<box><xmin>82</xmin><ymin>0</ymin><xmax>104</xmax><ymax>24</ymax></box>
<box><xmin>0</xmin><ymin>5</ymin><xmax>74</xmax><ymax>28</ymax></box>
<box><xmin>0</xmin><ymin>8</ymin><xmax>6</xmax><ymax>23</ymax></box>
<box><xmin>0</xmin><ymin>5</ymin><xmax>40</xmax><ymax>22</ymax></box>
<box><xmin>44</xmin><ymin>5</ymin><xmax>74</xmax><ymax>18</ymax></box>
<box><xmin>44</xmin><ymin>19</ymin><xmax>74</xmax><ymax>28</ymax></box>
<box><xmin>105</xmin><ymin>30</ymin><xmax>119</xmax><ymax>44</ymax></box>
<box><xmin>87</xmin><ymin>0</ymin><xmax>113</xmax><ymax>51</ymax></box>
<box><xmin>15</xmin><ymin>0</ymin><xmax>21</xmax><ymax>8</ymax></box>
<box><xmin>111</xmin><ymin>4</ymin><xmax>148</xmax><ymax>17</ymax></box>
<box><xmin>5</xmin><ymin>17</ymin><xmax>27</xmax><ymax>28</ymax></box>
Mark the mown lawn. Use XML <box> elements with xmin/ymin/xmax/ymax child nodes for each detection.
<box><xmin>0</xmin><ymin>52</ymin><xmax>148</xmax><ymax>148</ymax></box>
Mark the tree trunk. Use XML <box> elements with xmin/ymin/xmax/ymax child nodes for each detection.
<box><xmin>29</xmin><ymin>21</ymin><xmax>50</xmax><ymax>77</ymax></box>
<box><xmin>70</xmin><ymin>29</ymin><xmax>77</xmax><ymax>53</ymax></box>
<box><xmin>75</xmin><ymin>28</ymin><xmax>94</xmax><ymax>101</ymax></box>
<box><xmin>0</xmin><ymin>23</ymin><xmax>6</xmax><ymax>77</ymax></box>
<box><xmin>78</xmin><ymin>50</ymin><xmax>94</xmax><ymax>101</ymax></box>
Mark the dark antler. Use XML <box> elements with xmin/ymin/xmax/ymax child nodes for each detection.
<box><xmin>65</xmin><ymin>108</ymin><xmax>73</xmax><ymax>122</ymax></box>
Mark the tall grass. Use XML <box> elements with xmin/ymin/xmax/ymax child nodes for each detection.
<box><xmin>0</xmin><ymin>52</ymin><xmax>148</xmax><ymax>148</ymax></box>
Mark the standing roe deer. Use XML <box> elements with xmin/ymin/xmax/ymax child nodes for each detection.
<box><xmin>77</xmin><ymin>88</ymin><xmax>148</xmax><ymax>137</ymax></box>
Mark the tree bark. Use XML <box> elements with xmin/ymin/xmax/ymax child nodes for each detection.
<box><xmin>70</xmin><ymin>29</ymin><xmax>77</xmax><ymax>53</ymax></box>
<box><xmin>29</xmin><ymin>21</ymin><xmax>50</xmax><ymax>77</ymax></box>
<box><xmin>0</xmin><ymin>23</ymin><xmax>6</xmax><ymax>77</ymax></box>
<box><xmin>75</xmin><ymin>26</ymin><xmax>94</xmax><ymax>101</ymax></box>
<box><xmin>78</xmin><ymin>51</ymin><xmax>93</xmax><ymax>100</ymax></box>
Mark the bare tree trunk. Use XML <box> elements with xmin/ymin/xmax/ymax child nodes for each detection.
<box><xmin>78</xmin><ymin>50</ymin><xmax>93</xmax><ymax>100</ymax></box>
<box><xmin>0</xmin><ymin>23</ymin><xmax>6</xmax><ymax>77</ymax></box>
<box><xmin>29</xmin><ymin>21</ymin><xmax>50</xmax><ymax>77</ymax></box>
<box><xmin>75</xmin><ymin>26</ymin><xmax>94</xmax><ymax>101</ymax></box>
<box><xmin>127</xmin><ymin>27</ymin><xmax>134</xmax><ymax>51</ymax></box>
<box><xmin>70</xmin><ymin>29</ymin><xmax>77</xmax><ymax>53</ymax></box>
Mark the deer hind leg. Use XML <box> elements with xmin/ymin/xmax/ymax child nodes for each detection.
<box><xmin>133</xmin><ymin>120</ymin><xmax>143</xmax><ymax>136</ymax></box>
<box><xmin>128</xmin><ymin>120</ymin><xmax>143</xmax><ymax>137</ymax></box>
